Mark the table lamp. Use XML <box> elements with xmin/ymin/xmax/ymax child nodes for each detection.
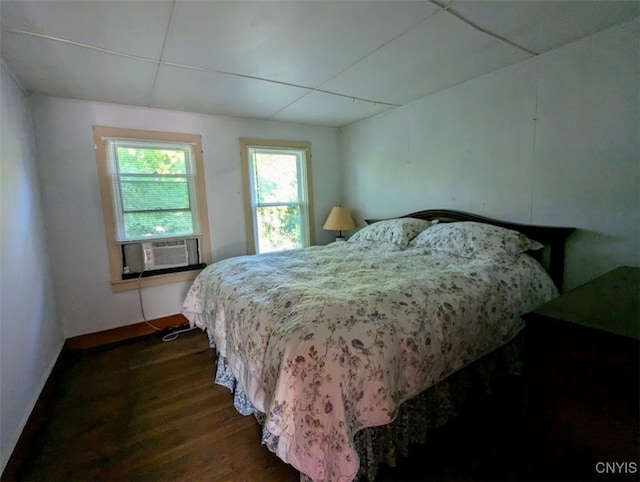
<box><xmin>323</xmin><ymin>206</ymin><xmax>356</xmax><ymax>242</ymax></box>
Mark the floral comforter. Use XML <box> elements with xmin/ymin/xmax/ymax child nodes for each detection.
<box><xmin>181</xmin><ymin>242</ymin><xmax>557</xmax><ymax>481</ymax></box>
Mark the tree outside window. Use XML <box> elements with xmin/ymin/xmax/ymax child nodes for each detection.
<box><xmin>241</xmin><ymin>139</ymin><xmax>314</xmax><ymax>254</ymax></box>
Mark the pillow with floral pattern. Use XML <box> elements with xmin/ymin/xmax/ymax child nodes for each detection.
<box><xmin>348</xmin><ymin>218</ymin><xmax>435</xmax><ymax>248</ymax></box>
<box><xmin>408</xmin><ymin>221</ymin><xmax>543</xmax><ymax>259</ymax></box>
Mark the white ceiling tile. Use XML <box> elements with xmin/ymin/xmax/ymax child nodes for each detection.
<box><xmin>151</xmin><ymin>64</ymin><xmax>311</xmax><ymax>120</ymax></box>
<box><xmin>0</xmin><ymin>1</ymin><xmax>636</xmax><ymax>127</ymax></box>
<box><xmin>321</xmin><ymin>11</ymin><xmax>531</xmax><ymax>105</ymax></box>
<box><xmin>0</xmin><ymin>0</ymin><xmax>174</xmax><ymax>59</ymax></box>
<box><xmin>450</xmin><ymin>0</ymin><xmax>640</xmax><ymax>54</ymax></box>
<box><xmin>1</xmin><ymin>30</ymin><xmax>158</xmax><ymax>106</ymax></box>
<box><xmin>163</xmin><ymin>1</ymin><xmax>439</xmax><ymax>88</ymax></box>
<box><xmin>271</xmin><ymin>91</ymin><xmax>394</xmax><ymax>128</ymax></box>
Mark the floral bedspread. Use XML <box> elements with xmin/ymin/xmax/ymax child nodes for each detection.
<box><xmin>181</xmin><ymin>242</ymin><xmax>557</xmax><ymax>481</ymax></box>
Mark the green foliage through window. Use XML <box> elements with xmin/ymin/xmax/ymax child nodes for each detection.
<box><xmin>256</xmin><ymin>205</ymin><xmax>302</xmax><ymax>252</ymax></box>
<box><xmin>249</xmin><ymin>147</ymin><xmax>309</xmax><ymax>253</ymax></box>
<box><xmin>110</xmin><ymin>142</ymin><xmax>198</xmax><ymax>241</ymax></box>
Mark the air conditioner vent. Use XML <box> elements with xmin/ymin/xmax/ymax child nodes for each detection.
<box><xmin>142</xmin><ymin>240</ymin><xmax>189</xmax><ymax>270</ymax></box>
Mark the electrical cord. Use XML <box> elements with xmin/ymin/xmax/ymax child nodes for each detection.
<box><xmin>138</xmin><ymin>270</ymin><xmax>162</xmax><ymax>331</ymax></box>
<box><xmin>159</xmin><ymin>324</ymin><xmax>197</xmax><ymax>342</ymax></box>
<box><xmin>137</xmin><ymin>270</ymin><xmax>196</xmax><ymax>342</ymax></box>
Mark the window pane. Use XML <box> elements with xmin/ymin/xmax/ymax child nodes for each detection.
<box><xmin>116</xmin><ymin>146</ymin><xmax>187</xmax><ymax>174</ymax></box>
<box><xmin>120</xmin><ymin>176</ymin><xmax>189</xmax><ymax>212</ymax></box>
<box><xmin>123</xmin><ymin>211</ymin><xmax>194</xmax><ymax>239</ymax></box>
<box><xmin>256</xmin><ymin>205</ymin><xmax>302</xmax><ymax>253</ymax></box>
<box><xmin>254</xmin><ymin>153</ymin><xmax>299</xmax><ymax>204</ymax></box>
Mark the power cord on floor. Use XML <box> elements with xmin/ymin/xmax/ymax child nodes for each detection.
<box><xmin>159</xmin><ymin>324</ymin><xmax>197</xmax><ymax>342</ymax></box>
<box><xmin>138</xmin><ymin>270</ymin><xmax>196</xmax><ymax>342</ymax></box>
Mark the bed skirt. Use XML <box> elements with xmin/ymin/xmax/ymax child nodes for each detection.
<box><xmin>349</xmin><ymin>335</ymin><xmax>523</xmax><ymax>481</ymax></box>
<box><xmin>209</xmin><ymin>330</ymin><xmax>523</xmax><ymax>482</ymax></box>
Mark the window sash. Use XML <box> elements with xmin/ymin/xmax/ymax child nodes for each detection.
<box><xmin>106</xmin><ymin>138</ymin><xmax>200</xmax><ymax>243</ymax></box>
<box><xmin>247</xmin><ymin>147</ymin><xmax>310</xmax><ymax>253</ymax></box>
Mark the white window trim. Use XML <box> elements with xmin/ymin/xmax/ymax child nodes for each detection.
<box><xmin>94</xmin><ymin>126</ymin><xmax>211</xmax><ymax>292</ymax></box>
<box><xmin>240</xmin><ymin>138</ymin><xmax>314</xmax><ymax>255</ymax></box>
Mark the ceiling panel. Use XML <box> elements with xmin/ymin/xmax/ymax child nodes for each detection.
<box><xmin>0</xmin><ymin>0</ymin><xmax>174</xmax><ymax>59</ymax></box>
<box><xmin>450</xmin><ymin>0</ymin><xmax>640</xmax><ymax>54</ymax></box>
<box><xmin>152</xmin><ymin>64</ymin><xmax>311</xmax><ymax>120</ymax></box>
<box><xmin>320</xmin><ymin>10</ymin><xmax>531</xmax><ymax>105</ymax></box>
<box><xmin>0</xmin><ymin>0</ymin><xmax>637</xmax><ymax>128</ymax></box>
<box><xmin>1</xmin><ymin>30</ymin><xmax>158</xmax><ymax>106</ymax></box>
<box><xmin>271</xmin><ymin>91</ymin><xmax>393</xmax><ymax>127</ymax></box>
<box><xmin>163</xmin><ymin>1</ymin><xmax>439</xmax><ymax>88</ymax></box>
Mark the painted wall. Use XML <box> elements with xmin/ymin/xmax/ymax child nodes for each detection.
<box><xmin>0</xmin><ymin>63</ymin><xmax>64</xmax><ymax>473</ymax></box>
<box><xmin>341</xmin><ymin>19</ymin><xmax>639</xmax><ymax>290</ymax></box>
<box><xmin>29</xmin><ymin>97</ymin><xmax>341</xmax><ymax>337</ymax></box>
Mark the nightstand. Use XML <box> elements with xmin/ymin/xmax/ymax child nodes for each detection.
<box><xmin>521</xmin><ymin>266</ymin><xmax>639</xmax><ymax>481</ymax></box>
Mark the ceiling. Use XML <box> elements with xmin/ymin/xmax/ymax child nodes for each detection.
<box><xmin>1</xmin><ymin>1</ymin><xmax>638</xmax><ymax>128</ymax></box>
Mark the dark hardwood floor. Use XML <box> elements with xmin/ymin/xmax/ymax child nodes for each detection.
<box><xmin>17</xmin><ymin>329</ymin><xmax>298</xmax><ymax>482</ymax></box>
<box><xmin>12</xmin><ymin>328</ymin><xmax>638</xmax><ymax>482</ymax></box>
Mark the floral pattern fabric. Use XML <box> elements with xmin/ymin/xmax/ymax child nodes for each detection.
<box><xmin>347</xmin><ymin>218</ymin><xmax>435</xmax><ymax>247</ymax></box>
<box><xmin>408</xmin><ymin>221</ymin><xmax>543</xmax><ymax>260</ymax></box>
<box><xmin>181</xmin><ymin>242</ymin><xmax>557</xmax><ymax>482</ymax></box>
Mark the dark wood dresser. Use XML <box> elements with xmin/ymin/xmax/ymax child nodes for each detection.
<box><xmin>522</xmin><ymin>266</ymin><xmax>639</xmax><ymax>481</ymax></box>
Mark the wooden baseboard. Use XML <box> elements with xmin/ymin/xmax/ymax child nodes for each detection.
<box><xmin>1</xmin><ymin>313</ymin><xmax>189</xmax><ymax>481</ymax></box>
<box><xmin>64</xmin><ymin>313</ymin><xmax>189</xmax><ymax>350</ymax></box>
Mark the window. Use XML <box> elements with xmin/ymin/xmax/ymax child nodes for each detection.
<box><xmin>107</xmin><ymin>139</ymin><xmax>198</xmax><ymax>242</ymax></box>
<box><xmin>240</xmin><ymin>138</ymin><xmax>314</xmax><ymax>254</ymax></box>
<box><xmin>94</xmin><ymin>126</ymin><xmax>211</xmax><ymax>291</ymax></box>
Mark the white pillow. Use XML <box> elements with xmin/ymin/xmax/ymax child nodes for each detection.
<box><xmin>348</xmin><ymin>218</ymin><xmax>435</xmax><ymax>248</ymax></box>
<box><xmin>408</xmin><ymin>221</ymin><xmax>543</xmax><ymax>259</ymax></box>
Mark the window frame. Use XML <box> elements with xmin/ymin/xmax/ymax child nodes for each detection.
<box><xmin>94</xmin><ymin>126</ymin><xmax>211</xmax><ymax>292</ymax></box>
<box><xmin>240</xmin><ymin>138</ymin><xmax>314</xmax><ymax>254</ymax></box>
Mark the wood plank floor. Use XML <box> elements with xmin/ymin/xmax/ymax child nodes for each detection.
<box><xmin>14</xmin><ymin>329</ymin><xmax>523</xmax><ymax>482</ymax></box>
<box><xmin>17</xmin><ymin>329</ymin><xmax>299</xmax><ymax>482</ymax></box>
<box><xmin>17</xmin><ymin>327</ymin><xmax>634</xmax><ymax>482</ymax></box>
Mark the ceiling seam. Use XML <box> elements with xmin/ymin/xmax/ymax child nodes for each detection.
<box><xmin>2</xmin><ymin>26</ymin><xmax>398</xmax><ymax>112</ymax></box>
<box><xmin>162</xmin><ymin>61</ymin><xmax>315</xmax><ymax>92</ymax></box>
<box><xmin>429</xmin><ymin>0</ymin><xmax>539</xmax><ymax>56</ymax></box>
<box><xmin>322</xmin><ymin>8</ymin><xmax>442</xmax><ymax>87</ymax></box>
<box><xmin>0</xmin><ymin>57</ymin><xmax>26</xmax><ymax>92</ymax></box>
<box><xmin>0</xmin><ymin>27</ymin><xmax>160</xmax><ymax>64</ymax></box>
<box><xmin>265</xmin><ymin>6</ymin><xmax>440</xmax><ymax>121</ymax></box>
<box><xmin>315</xmin><ymin>89</ymin><xmax>400</xmax><ymax>107</ymax></box>
<box><xmin>149</xmin><ymin>0</ymin><xmax>178</xmax><ymax>108</ymax></box>
<box><xmin>163</xmin><ymin>61</ymin><xmax>400</xmax><ymax>107</ymax></box>
<box><xmin>264</xmin><ymin>88</ymin><xmax>399</xmax><ymax>124</ymax></box>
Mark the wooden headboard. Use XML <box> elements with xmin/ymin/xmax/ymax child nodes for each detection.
<box><xmin>365</xmin><ymin>209</ymin><xmax>575</xmax><ymax>292</ymax></box>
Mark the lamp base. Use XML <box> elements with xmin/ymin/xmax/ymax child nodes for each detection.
<box><xmin>335</xmin><ymin>236</ymin><xmax>346</xmax><ymax>242</ymax></box>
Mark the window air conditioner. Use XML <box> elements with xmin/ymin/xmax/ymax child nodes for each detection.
<box><xmin>142</xmin><ymin>240</ymin><xmax>189</xmax><ymax>270</ymax></box>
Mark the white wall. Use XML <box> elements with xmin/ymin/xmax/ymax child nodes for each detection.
<box><xmin>30</xmin><ymin>97</ymin><xmax>341</xmax><ymax>337</ymax></box>
<box><xmin>0</xmin><ymin>63</ymin><xmax>64</xmax><ymax>473</ymax></box>
<box><xmin>341</xmin><ymin>19</ymin><xmax>639</xmax><ymax>290</ymax></box>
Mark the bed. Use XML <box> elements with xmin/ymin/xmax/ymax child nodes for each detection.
<box><xmin>181</xmin><ymin>209</ymin><xmax>574</xmax><ymax>482</ymax></box>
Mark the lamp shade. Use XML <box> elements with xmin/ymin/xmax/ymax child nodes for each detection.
<box><xmin>323</xmin><ymin>206</ymin><xmax>356</xmax><ymax>231</ymax></box>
